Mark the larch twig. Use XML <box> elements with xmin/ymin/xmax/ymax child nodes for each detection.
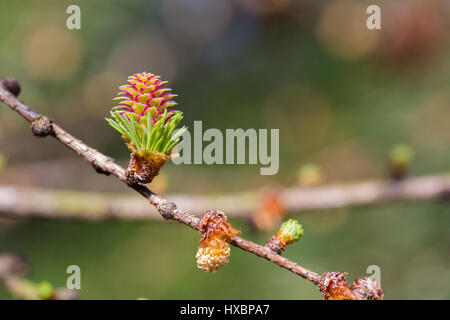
<box><xmin>0</xmin><ymin>79</ymin><xmax>323</xmax><ymax>285</ymax></box>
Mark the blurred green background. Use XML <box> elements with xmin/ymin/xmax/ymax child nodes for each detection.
<box><xmin>0</xmin><ymin>0</ymin><xmax>449</xmax><ymax>299</ymax></box>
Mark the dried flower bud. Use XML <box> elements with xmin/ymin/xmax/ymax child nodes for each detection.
<box><xmin>351</xmin><ymin>277</ymin><xmax>384</xmax><ymax>300</ymax></box>
<box><xmin>266</xmin><ymin>219</ymin><xmax>303</xmax><ymax>254</ymax></box>
<box><xmin>319</xmin><ymin>272</ymin><xmax>357</xmax><ymax>300</ymax></box>
<box><xmin>389</xmin><ymin>144</ymin><xmax>413</xmax><ymax>180</ymax></box>
<box><xmin>195</xmin><ymin>210</ymin><xmax>240</xmax><ymax>273</ymax></box>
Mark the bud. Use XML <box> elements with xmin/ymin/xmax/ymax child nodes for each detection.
<box><xmin>389</xmin><ymin>144</ymin><xmax>413</xmax><ymax>180</ymax></box>
<box><xmin>297</xmin><ymin>163</ymin><xmax>324</xmax><ymax>187</ymax></box>
<box><xmin>1</xmin><ymin>77</ymin><xmax>21</xmax><ymax>96</ymax></box>
<box><xmin>37</xmin><ymin>281</ymin><xmax>54</xmax><ymax>300</ymax></box>
<box><xmin>31</xmin><ymin>115</ymin><xmax>53</xmax><ymax>137</ymax></box>
<box><xmin>195</xmin><ymin>210</ymin><xmax>240</xmax><ymax>273</ymax></box>
<box><xmin>318</xmin><ymin>272</ymin><xmax>357</xmax><ymax>300</ymax></box>
<box><xmin>351</xmin><ymin>277</ymin><xmax>384</xmax><ymax>300</ymax></box>
<box><xmin>105</xmin><ymin>72</ymin><xmax>187</xmax><ymax>184</ymax></box>
<box><xmin>266</xmin><ymin>219</ymin><xmax>303</xmax><ymax>254</ymax></box>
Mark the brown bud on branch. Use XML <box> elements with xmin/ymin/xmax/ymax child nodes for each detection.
<box><xmin>351</xmin><ymin>277</ymin><xmax>384</xmax><ymax>300</ymax></box>
<box><xmin>1</xmin><ymin>77</ymin><xmax>21</xmax><ymax>96</ymax></box>
<box><xmin>319</xmin><ymin>272</ymin><xmax>358</xmax><ymax>300</ymax></box>
<box><xmin>319</xmin><ymin>272</ymin><xmax>384</xmax><ymax>300</ymax></box>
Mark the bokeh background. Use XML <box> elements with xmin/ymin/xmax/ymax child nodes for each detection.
<box><xmin>0</xmin><ymin>0</ymin><xmax>449</xmax><ymax>299</ymax></box>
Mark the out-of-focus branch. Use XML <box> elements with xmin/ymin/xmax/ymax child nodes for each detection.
<box><xmin>0</xmin><ymin>254</ymin><xmax>37</xmax><ymax>300</ymax></box>
<box><xmin>0</xmin><ymin>185</ymin><xmax>162</xmax><ymax>221</ymax></box>
<box><xmin>282</xmin><ymin>174</ymin><xmax>450</xmax><ymax>212</ymax></box>
<box><xmin>0</xmin><ymin>253</ymin><xmax>77</xmax><ymax>300</ymax></box>
<box><xmin>0</xmin><ymin>173</ymin><xmax>448</xmax><ymax>221</ymax></box>
<box><xmin>0</xmin><ymin>78</ymin><xmax>386</xmax><ymax>299</ymax></box>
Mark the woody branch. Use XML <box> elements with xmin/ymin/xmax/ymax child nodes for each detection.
<box><xmin>0</xmin><ymin>77</ymin><xmax>388</xmax><ymax>299</ymax></box>
<box><xmin>0</xmin><ymin>78</ymin><xmax>322</xmax><ymax>284</ymax></box>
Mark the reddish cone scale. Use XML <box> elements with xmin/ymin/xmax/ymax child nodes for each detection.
<box><xmin>113</xmin><ymin>72</ymin><xmax>178</xmax><ymax>125</ymax></box>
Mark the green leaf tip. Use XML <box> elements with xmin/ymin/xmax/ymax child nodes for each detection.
<box><xmin>389</xmin><ymin>144</ymin><xmax>413</xmax><ymax>164</ymax></box>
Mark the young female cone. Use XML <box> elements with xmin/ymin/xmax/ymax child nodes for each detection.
<box><xmin>106</xmin><ymin>72</ymin><xmax>187</xmax><ymax>184</ymax></box>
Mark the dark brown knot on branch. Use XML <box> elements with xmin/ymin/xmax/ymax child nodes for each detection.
<box><xmin>31</xmin><ymin>115</ymin><xmax>54</xmax><ymax>137</ymax></box>
<box><xmin>92</xmin><ymin>162</ymin><xmax>111</xmax><ymax>176</ymax></box>
<box><xmin>265</xmin><ymin>236</ymin><xmax>284</xmax><ymax>254</ymax></box>
<box><xmin>156</xmin><ymin>199</ymin><xmax>177</xmax><ymax>220</ymax></box>
<box><xmin>0</xmin><ymin>77</ymin><xmax>21</xmax><ymax>96</ymax></box>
